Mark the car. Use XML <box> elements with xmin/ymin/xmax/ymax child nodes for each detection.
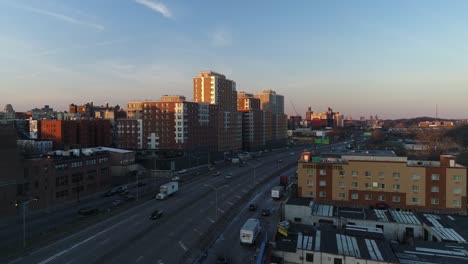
<box><xmin>171</xmin><ymin>176</ymin><xmax>181</xmax><ymax>181</ymax></box>
<box><xmin>248</xmin><ymin>203</ymin><xmax>257</xmax><ymax>211</ymax></box>
<box><xmin>115</xmin><ymin>186</ymin><xmax>128</xmax><ymax>193</ymax></box>
<box><xmin>78</xmin><ymin>207</ymin><xmax>99</xmax><ymax>216</ymax></box>
<box><xmin>150</xmin><ymin>209</ymin><xmax>163</xmax><ymax>220</ymax></box>
<box><xmin>208</xmin><ymin>166</ymin><xmax>215</xmax><ymax>171</ymax></box>
<box><xmin>178</xmin><ymin>169</ymin><xmax>187</xmax><ymax>174</ymax></box>
<box><xmin>104</xmin><ymin>189</ymin><xmax>116</xmax><ymax>197</ymax></box>
<box><xmin>119</xmin><ymin>190</ymin><xmax>129</xmax><ymax>196</ymax></box>
<box><xmin>212</xmin><ymin>171</ymin><xmax>220</xmax><ymax>176</ymax></box>
<box><xmin>216</xmin><ymin>255</ymin><xmax>230</xmax><ymax>264</ymax></box>
<box><xmin>261</xmin><ymin>208</ymin><xmax>271</xmax><ymax>216</ymax></box>
<box><xmin>112</xmin><ymin>199</ymin><xmax>123</xmax><ymax>206</ymax></box>
<box><xmin>123</xmin><ymin>194</ymin><xmax>136</xmax><ymax>201</ymax></box>
<box><xmin>225</xmin><ymin>173</ymin><xmax>233</xmax><ymax>179</ymax></box>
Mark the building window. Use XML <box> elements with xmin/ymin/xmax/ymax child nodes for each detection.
<box><xmin>431</xmin><ymin>186</ymin><xmax>439</xmax><ymax>193</ymax></box>
<box><xmin>364</xmin><ymin>194</ymin><xmax>372</xmax><ymax>200</ymax></box>
<box><xmin>339</xmin><ymin>170</ymin><xmax>345</xmax><ymax>176</ymax></box>
<box><xmin>431</xmin><ymin>198</ymin><xmax>439</xmax><ymax>205</ymax></box>
<box><xmin>364</xmin><ymin>183</ymin><xmax>371</xmax><ymax>189</ymax></box>
<box><xmin>307</xmin><ymin>169</ymin><xmax>313</xmax><ymax>175</ymax></box>
<box><xmin>338</xmin><ymin>193</ymin><xmax>346</xmax><ymax>199</ymax></box>
<box><xmin>412</xmin><ymin>185</ymin><xmax>419</xmax><ymax>192</ymax></box>
<box><xmin>392</xmin><ymin>173</ymin><xmax>400</xmax><ymax>179</ymax></box>
<box><xmin>378</xmin><ymin>195</ymin><xmax>385</xmax><ymax>201</ymax></box>
<box><xmin>339</xmin><ymin>181</ymin><xmax>345</xmax><ymax>187</ymax></box>
<box><xmin>334</xmin><ymin>258</ymin><xmax>343</xmax><ymax>264</ymax></box>
<box><xmin>306</xmin><ymin>253</ymin><xmax>314</xmax><ymax>262</ymax></box>
<box><xmin>411</xmin><ymin>197</ymin><xmax>420</xmax><ymax>203</ymax></box>
<box><xmin>351</xmin><ymin>193</ymin><xmax>359</xmax><ymax>200</ymax></box>
<box><xmin>411</xmin><ymin>174</ymin><xmax>420</xmax><ymax>180</ymax></box>
<box><xmin>319</xmin><ymin>191</ymin><xmax>326</xmax><ymax>197</ymax></box>
<box><xmin>307</xmin><ymin>180</ymin><xmax>313</xmax><ymax>186</ymax></box>
<box><xmin>378</xmin><ymin>172</ymin><xmax>385</xmax><ymax>178</ymax></box>
<box><xmin>294</xmin><ymin>217</ymin><xmax>302</xmax><ymax>222</ymax></box>
<box><xmin>393</xmin><ymin>184</ymin><xmax>400</xmax><ymax>190</ymax></box>
<box><xmin>453</xmin><ymin>188</ymin><xmax>462</xmax><ymax>194</ymax></box>
<box><xmin>453</xmin><ymin>175</ymin><xmax>462</xmax><ymax>181</ymax></box>
<box><xmin>319</xmin><ymin>169</ymin><xmax>326</xmax><ymax>175</ymax></box>
<box><xmin>307</xmin><ymin>191</ymin><xmax>313</xmax><ymax>197</ymax></box>
<box><xmin>431</xmin><ymin>174</ymin><xmax>440</xmax><ymax>180</ymax></box>
<box><xmin>319</xmin><ymin>180</ymin><xmax>326</xmax><ymax>187</ymax></box>
<box><xmin>352</xmin><ymin>171</ymin><xmax>358</xmax><ymax>177</ymax></box>
<box><xmin>453</xmin><ymin>200</ymin><xmax>461</xmax><ymax>207</ymax></box>
<box><xmin>392</xmin><ymin>196</ymin><xmax>401</xmax><ymax>202</ymax></box>
<box><xmin>365</xmin><ymin>171</ymin><xmax>372</xmax><ymax>177</ymax></box>
<box><xmin>351</xmin><ymin>182</ymin><xmax>358</xmax><ymax>188</ymax></box>
<box><xmin>380</xmin><ymin>183</ymin><xmax>385</xmax><ymax>189</ymax></box>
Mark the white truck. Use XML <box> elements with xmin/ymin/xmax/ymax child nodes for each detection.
<box><xmin>240</xmin><ymin>218</ymin><xmax>261</xmax><ymax>245</ymax></box>
<box><xmin>231</xmin><ymin>158</ymin><xmax>240</xmax><ymax>164</ymax></box>
<box><xmin>271</xmin><ymin>186</ymin><xmax>284</xmax><ymax>199</ymax></box>
<box><xmin>156</xmin><ymin>182</ymin><xmax>178</xmax><ymax>200</ymax></box>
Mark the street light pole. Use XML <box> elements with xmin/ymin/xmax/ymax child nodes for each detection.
<box><xmin>20</xmin><ymin>198</ymin><xmax>38</xmax><ymax>248</ymax></box>
<box><xmin>246</xmin><ymin>162</ymin><xmax>257</xmax><ymax>194</ymax></box>
<box><xmin>204</xmin><ymin>184</ymin><xmax>228</xmax><ymax>222</ymax></box>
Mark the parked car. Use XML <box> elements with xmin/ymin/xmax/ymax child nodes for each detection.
<box><xmin>171</xmin><ymin>176</ymin><xmax>181</xmax><ymax>181</ymax></box>
<box><xmin>123</xmin><ymin>194</ymin><xmax>136</xmax><ymax>201</ymax></box>
<box><xmin>212</xmin><ymin>171</ymin><xmax>221</xmax><ymax>176</ymax></box>
<box><xmin>115</xmin><ymin>186</ymin><xmax>128</xmax><ymax>193</ymax></box>
<box><xmin>112</xmin><ymin>199</ymin><xmax>123</xmax><ymax>206</ymax></box>
<box><xmin>119</xmin><ymin>190</ymin><xmax>129</xmax><ymax>196</ymax></box>
<box><xmin>225</xmin><ymin>173</ymin><xmax>233</xmax><ymax>179</ymax></box>
<box><xmin>248</xmin><ymin>203</ymin><xmax>257</xmax><ymax>211</ymax></box>
<box><xmin>178</xmin><ymin>169</ymin><xmax>187</xmax><ymax>174</ymax></box>
<box><xmin>216</xmin><ymin>255</ymin><xmax>230</xmax><ymax>264</ymax></box>
<box><xmin>261</xmin><ymin>208</ymin><xmax>271</xmax><ymax>216</ymax></box>
<box><xmin>104</xmin><ymin>189</ymin><xmax>116</xmax><ymax>197</ymax></box>
<box><xmin>150</xmin><ymin>209</ymin><xmax>163</xmax><ymax>220</ymax></box>
<box><xmin>78</xmin><ymin>207</ymin><xmax>99</xmax><ymax>216</ymax></box>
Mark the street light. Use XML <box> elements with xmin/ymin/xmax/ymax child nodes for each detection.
<box><xmin>16</xmin><ymin>198</ymin><xmax>38</xmax><ymax>248</ymax></box>
<box><xmin>204</xmin><ymin>184</ymin><xmax>229</xmax><ymax>221</ymax></box>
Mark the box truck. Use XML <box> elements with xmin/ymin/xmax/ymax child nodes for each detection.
<box><xmin>240</xmin><ymin>218</ymin><xmax>261</xmax><ymax>245</ymax></box>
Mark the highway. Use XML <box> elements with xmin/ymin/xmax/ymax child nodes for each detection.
<box><xmin>8</xmin><ymin>147</ymin><xmax>305</xmax><ymax>264</ymax></box>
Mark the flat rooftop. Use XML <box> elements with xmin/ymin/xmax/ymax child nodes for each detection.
<box><xmin>275</xmin><ymin>226</ymin><xmax>398</xmax><ymax>263</ymax></box>
<box><xmin>394</xmin><ymin>240</ymin><xmax>468</xmax><ymax>264</ymax></box>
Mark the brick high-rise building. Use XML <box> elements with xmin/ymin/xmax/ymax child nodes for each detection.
<box><xmin>238</xmin><ymin>92</ymin><xmax>263</xmax><ymax>151</ymax></box>
<box><xmin>40</xmin><ymin>120</ymin><xmax>111</xmax><ymax>149</ymax></box>
<box><xmin>125</xmin><ymin>96</ymin><xmax>218</xmax><ymax>152</ymax></box>
<box><xmin>0</xmin><ymin>124</ymin><xmax>21</xmax><ymax>216</ymax></box>
<box><xmin>193</xmin><ymin>71</ymin><xmax>241</xmax><ymax>153</ymax></box>
<box><xmin>255</xmin><ymin>90</ymin><xmax>287</xmax><ymax>148</ymax></box>
<box><xmin>297</xmin><ymin>151</ymin><xmax>467</xmax><ymax>214</ymax></box>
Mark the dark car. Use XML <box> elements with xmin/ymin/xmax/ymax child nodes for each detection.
<box><xmin>248</xmin><ymin>203</ymin><xmax>257</xmax><ymax>211</ymax></box>
<box><xmin>150</xmin><ymin>210</ymin><xmax>163</xmax><ymax>220</ymax></box>
<box><xmin>119</xmin><ymin>190</ymin><xmax>130</xmax><ymax>196</ymax></box>
<box><xmin>261</xmin><ymin>208</ymin><xmax>271</xmax><ymax>216</ymax></box>
<box><xmin>216</xmin><ymin>255</ymin><xmax>230</xmax><ymax>264</ymax></box>
<box><xmin>212</xmin><ymin>171</ymin><xmax>221</xmax><ymax>176</ymax></box>
<box><xmin>112</xmin><ymin>199</ymin><xmax>123</xmax><ymax>206</ymax></box>
<box><xmin>104</xmin><ymin>189</ymin><xmax>116</xmax><ymax>197</ymax></box>
<box><xmin>123</xmin><ymin>194</ymin><xmax>136</xmax><ymax>201</ymax></box>
<box><xmin>78</xmin><ymin>207</ymin><xmax>99</xmax><ymax>216</ymax></box>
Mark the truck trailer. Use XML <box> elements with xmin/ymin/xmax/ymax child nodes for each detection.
<box><xmin>240</xmin><ymin>218</ymin><xmax>261</xmax><ymax>245</ymax></box>
<box><xmin>156</xmin><ymin>181</ymin><xmax>178</xmax><ymax>200</ymax></box>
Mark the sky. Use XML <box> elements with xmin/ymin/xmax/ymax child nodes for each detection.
<box><xmin>1</xmin><ymin>0</ymin><xmax>468</xmax><ymax>119</ymax></box>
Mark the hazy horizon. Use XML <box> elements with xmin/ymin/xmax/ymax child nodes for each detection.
<box><xmin>2</xmin><ymin>0</ymin><xmax>468</xmax><ymax>119</ymax></box>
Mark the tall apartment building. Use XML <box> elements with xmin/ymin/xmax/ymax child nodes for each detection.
<box><xmin>124</xmin><ymin>96</ymin><xmax>218</xmax><ymax>152</ymax></box>
<box><xmin>193</xmin><ymin>71</ymin><xmax>241</xmax><ymax>153</ymax></box>
<box><xmin>297</xmin><ymin>151</ymin><xmax>467</xmax><ymax>214</ymax></box>
<box><xmin>115</xmin><ymin>119</ymin><xmax>143</xmax><ymax>150</ymax></box>
<box><xmin>237</xmin><ymin>92</ymin><xmax>263</xmax><ymax>151</ymax></box>
<box><xmin>254</xmin><ymin>90</ymin><xmax>287</xmax><ymax>148</ymax></box>
<box><xmin>40</xmin><ymin>120</ymin><xmax>112</xmax><ymax>149</ymax></box>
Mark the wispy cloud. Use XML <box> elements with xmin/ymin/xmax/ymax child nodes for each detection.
<box><xmin>210</xmin><ymin>28</ymin><xmax>232</xmax><ymax>47</ymax></box>
<box><xmin>31</xmin><ymin>39</ymin><xmax>128</xmax><ymax>57</ymax></box>
<box><xmin>134</xmin><ymin>0</ymin><xmax>172</xmax><ymax>18</ymax></box>
<box><xmin>10</xmin><ymin>3</ymin><xmax>104</xmax><ymax>31</ymax></box>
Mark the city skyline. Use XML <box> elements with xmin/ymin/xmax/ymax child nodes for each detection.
<box><xmin>2</xmin><ymin>0</ymin><xmax>468</xmax><ymax>118</ymax></box>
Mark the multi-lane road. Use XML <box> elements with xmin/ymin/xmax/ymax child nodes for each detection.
<box><xmin>8</xmin><ymin>147</ymin><xmax>305</xmax><ymax>264</ymax></box>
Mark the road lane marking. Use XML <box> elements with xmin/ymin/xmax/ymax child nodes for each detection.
<box><xmin>218</xmin><ymin>208</ymin><xmax>224</xmax><ymax>213</ymax></box>
<box><xmin>227</xmin><ymin>201</ymin><xmax>234</xmax><ymax>205</ymax></box>
<box><xmin>179</xmin><ymin>240</ymin><xmax>188</xmax><ymax>251</ymax></box>
<box><xmin>136</xmin><ymin>256</ymin><xmax>143</xmax><ymax>262</ymax></box>
<box><xmin>235</xmin><ymin>195</ymin><xmax>242</xmax><ymax>199</ymax></box>
<box><xmin>193</xmin><ymin>228</ymin><xmax>203</xmax><ymax>235</ymax></box>
<box><xmin>36</xmin><ymin>217</ymin><xmax>133</xmax><ymax>264</ymax></box>
<box><xmin>207</xmin><ymin>217</ymin><xmax>215</xmax><ymax>223</ymax></box>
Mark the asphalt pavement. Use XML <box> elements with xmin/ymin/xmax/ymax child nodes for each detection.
<box><xmin>7</xmin><ymin>146</ymin><xmax>305</xmax><ymax>264</ymax></box>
